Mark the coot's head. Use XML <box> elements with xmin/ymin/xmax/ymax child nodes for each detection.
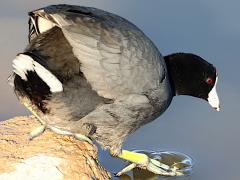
<box><xmin>165</xmin><ymin>53</ymin><xmax>220</xmax><ymax>111</ymax></box>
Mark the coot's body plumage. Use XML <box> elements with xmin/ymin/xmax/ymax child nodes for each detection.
<box><xmin>9</xmin><ymin>4</ymin><xmax>220</xmax><ymax>175</ymax></box>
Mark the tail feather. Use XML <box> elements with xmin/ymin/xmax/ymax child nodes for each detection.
<box><xmin>12</xmin><ymin>53</ymin><xmax>63</xmax><ymax>93</ymax></box>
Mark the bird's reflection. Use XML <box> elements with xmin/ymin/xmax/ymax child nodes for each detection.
<box><xmin>119</xmin><ymin>168</ymin><xmax>192</xmax><ymax>180</ymax></box>
<box><xmin>119</xmin><ymin>168</ymin><xmax>158</xmax><ymax>180</ymax></box>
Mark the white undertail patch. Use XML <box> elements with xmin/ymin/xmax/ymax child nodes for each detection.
<box><xmin>37</xmin><ymin>16</ymin><xmax>55</xmax><ymax>33</ymax></box>
<box><xmin>12</xmin><ymin>54</ymin><xmax>63</xmax><ymax>92</ymax></box>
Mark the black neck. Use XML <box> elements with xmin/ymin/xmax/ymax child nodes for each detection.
<box><xmin>164</xmin><ymin>53</ymin><xmax>182</xmax><ymax>96</ymax></box>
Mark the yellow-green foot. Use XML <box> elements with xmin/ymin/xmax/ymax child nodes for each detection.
<box><xmin>29</xmin><ymin>125</ymin><xmax>93</xmax><ymax>144</ymax></box>
<box><xmin>116</xmin><ymin>150</ymin><xmax>184</xmax><ymax>176</ymax></box>
<box><xmin>73</xmin><ymin>133</ymin><xmax>93</xmax><ymax>145</ymax></box>
<box><xmin>28</xmin><ymin>124</ymin><xmax>47</xmax><ymax>140</ymax></box>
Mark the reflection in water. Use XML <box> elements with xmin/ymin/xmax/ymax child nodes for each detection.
<box><xmin>134</xmin><ymin>150</ymin><xmax>193</xmax><ymax>174</ymax></box>
<box><xmin>119</xmin><ymin>169</ymin><xmax>158</xmax><ymax>180</ymax></box>
<box><xmin>118</xmin><ymin>150</ymin><xmax>193</xmax><ymax>180</ymax></box>
<box><xmin>119</xmin><ymin>168</ymin><xmax>191</xmax><ymax>180</ymax></box>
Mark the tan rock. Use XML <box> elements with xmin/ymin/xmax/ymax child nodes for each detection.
<box><xmin>0</xmin><ymin>116</ymin><xmax>110</xmax><ymax>180</ymax></box>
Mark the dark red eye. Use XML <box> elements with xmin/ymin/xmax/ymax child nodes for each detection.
<box><xmin>206</xmin><ymin>78</ymin><xmax>213</xmax><ymax>85</ymax></box>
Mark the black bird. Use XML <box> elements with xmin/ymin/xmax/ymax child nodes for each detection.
<box><xmin>9</xmin><ymin>4</ymin><xmax>220</xmax><ymax>176</ymax></box>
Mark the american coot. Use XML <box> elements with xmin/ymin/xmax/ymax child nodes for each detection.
<box><xmin>9</xmin><ymin>4</ymin><xmax>220</xmax><ymax>176</ymax></box>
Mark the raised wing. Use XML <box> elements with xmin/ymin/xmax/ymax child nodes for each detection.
<box><xmin>29</xmin><ymin>5</ymin><xmax>166</xmax><ymax>99</ymax></box>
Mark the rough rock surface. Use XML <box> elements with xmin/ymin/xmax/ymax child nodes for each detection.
<box><xmin>0</xmin><ymin>116</ymin><xmax>110</xmax><ymax>180</ymax></box>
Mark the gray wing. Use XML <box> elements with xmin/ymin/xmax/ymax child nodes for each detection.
<box><xmin>30</xmin><ymin>5</ymin><xmax>166</xmax><ymax>99</ymax></box>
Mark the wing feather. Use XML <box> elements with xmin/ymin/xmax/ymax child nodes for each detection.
<box><xmin>29</xmin><ymin>5</ymin><xmax>166</xmax><ymax>99</ymax></box>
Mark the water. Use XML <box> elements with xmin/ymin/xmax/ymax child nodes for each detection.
<box><xmin>133</xmin><ymin>150</ymin><xmax>194</xmax><ymax>175</ymax></box>
<box><xmin>113</xmin><ymin>150</ymin><xmax>194</xmax><ymax>178</ymax></box>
